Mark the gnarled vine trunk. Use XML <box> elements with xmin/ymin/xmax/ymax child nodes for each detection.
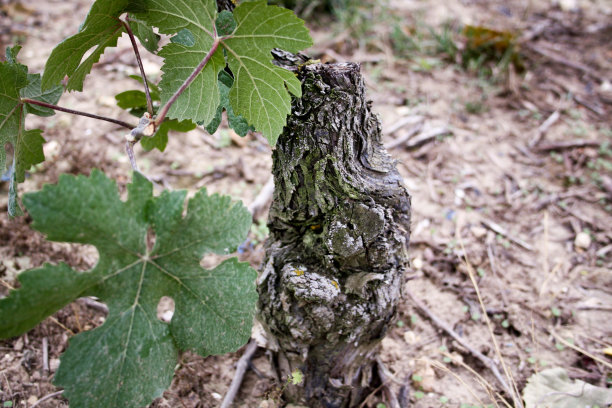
<box><xmin>258</xmin><ymin>62</ymin><xmax>411</xmax><ymax>407</ymax></box>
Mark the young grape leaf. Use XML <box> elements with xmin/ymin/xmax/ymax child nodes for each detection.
<box><xmin>136</xmin><ymin>0</ymin><xmax>225</xmax><ymax>126</ymax></box>
<box><xmin>0</xmin><ymin>170</ymin><xmax>257</xmax><ymax>407</ymax></box>
<box><xmin>115</xmin><ymin>89</ymin><xmax>149</xmax><ymax>111</ymax></box>
<box><xmin>221</xmin><ymin>0</ymin><xmax>313</xmax><ymax>144</ymax></box>
<box><xmin>205</xmin><ymin>70</ymin><xmax>253</xmax><ymax>137</ymax></box>
<box><xmin>115</xmin><ymin>76</ymin><xmax>160</xmax><ymax>113</ymax></box>
<box><xmin>115</xmin><ymin>86</ymin><xmax>195</xmax><ymax>151</ymax></box>
<box><xmin>0</xmin><ymin>46</ymin><xmax>61</xmax><ymax>216</ymax></box>
<box><xmin>41</xmin><ymin>0</ymin><xmax>130</xmax><ymax>91</ymax></box>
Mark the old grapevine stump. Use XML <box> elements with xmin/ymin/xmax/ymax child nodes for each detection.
<box><xmin>258</xmin><ymin>62</ymin><xmax>411</xmax><ymax>407</ymax></box>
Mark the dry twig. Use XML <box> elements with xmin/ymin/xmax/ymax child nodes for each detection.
<box><xmin>220</xmin><ymin>340</ymin><xmax>259</xmax><ymax>408</ymax></box>
<box><xmin>42</xmin><ymin>337</ymin><xmax>49</xmax><ymax>375</ymax></box>
<box><xmin>385</xmin><ymin>121</ymin><xmax>424</xmax><ymax>150</ymax></box>
<box><xmin>526</xmin><ymin>44</ymin><xmax>604</xmax><ymax>83</ymax></box>
<box><xmin>30</xmin><ymin>390</ymin><xmax>64</xmax><ymax>408</ymax></box>
<box><xmin>486</xmin><ymin>243</ymin><xmax>509</xmax><ymax>307</ymax></box>
<box><xmin>550</xmin><ymin>331</ymin><xmax>612</xmax><ymax>370</ymax></box>
<box><xmin>529</xmin><ymin>110</ymin><xmax>560</xmax><ymax>148</ymax></box>
<box><xmin>481</xmin><ymin>218</ymin><xmax>534</xmax><ymax>251</ymax></box>
<box><xmin>376</xmin><ymin>358</ymin><xmax>402</xmax><ymax>408</ymax></box>
<box><xmin>383</xmin><ymin>115</ymin><xmax>424</xmax><ymax>136</ymax></box>
<box><xmin>533</xmin><ymin>139</ymin><xmax>601</xmax><ymax>153</ymax></box>
<box><xmin>406</xmin><ymin>126</ymin><xmax>451</xmax><ymax>150</ymax></box>
<box><xmin>248</xmin><ymin>176</ymin><xmax>274</xmax><ymax>218</ymax></box>
<box><xmin>79</xmin><ymin>297</ymin><xmax>109</xmax><ymax>314</ymax></box>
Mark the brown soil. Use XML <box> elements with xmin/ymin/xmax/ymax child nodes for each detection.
<box><xmin>1</xmin><ymin>0</ymin><xmax>611</xmax><ymax>407</ymax></box>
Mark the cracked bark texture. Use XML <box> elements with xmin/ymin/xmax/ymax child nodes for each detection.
<box><xmin>258</xmin><ymin>62</ymin><xmax>411</xmax><ymax>407</ymax></box>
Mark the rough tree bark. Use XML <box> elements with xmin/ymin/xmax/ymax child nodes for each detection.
<box><xmin>258</xmin><ymin>62</ymin><xmax>411</xmax><ymax>407</ymax></box>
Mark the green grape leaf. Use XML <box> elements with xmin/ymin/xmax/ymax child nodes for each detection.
<box><xmin>115</xmin><ymin>89</ymin><xmax>149</xmax><ymax>110</ymax></box>
<box><xmin>136</xmin><ymin>0</ymin><xmax>225</xmax><ymax>126</ymax></box>
<box><xmin>205</xmin><ymin>70</ymin><xmax>253</xmax><ymax>137</ymax></box>
<box><xmin>141</xmin><ymin>119</ymin><xmax>196</xmax><ymax>151</ymax></box>
<box><xmin>0</xmin><ymin>170</ymin><xmax>257</xmax><ymax>407</ymax></box>
<box><xmin>128</xmin><ymin>16</ymin><xmax>160</xmax><ymax>53</ymax></box>
<box><xmin>221</xmin><ymin>0</ymin><xmax>313</xmax><ymax>144</ymax></box>
<box><xmin>41</xmin><ymin>0</ymin><xmax>129</xmax><ymax>91</ymax></box>
<box><xmin>5</xmin><ymin>44</ymin><xmax>21</xmax><ymax>62</ymax></box>
<box><xmin>13</xmin><ymin>129</ymin><xmax>45</xmax><ymax>182</ymax></box>
<box><xmin>21</xmin><ymin>74</ymin><xmax>63</xmax><ymax>117</ymax></box>
<box><xmin>0</xmin><ymin>47</ymin><xmax>54</xmax><ymax>216</ymax></box>
<box><xmin>115</xmin><ymin>87</ymin><xmax>195</xmax><ymax>151</ymax></box>
<box><xmin>116</xmin><ymin>77</ymin><xmax>161</xmax><ymax>116</ymax></box>
<box><xmin>0</xmin><ymin>50</ymin><xmax>29</xmax><ymax>176</ymax></box>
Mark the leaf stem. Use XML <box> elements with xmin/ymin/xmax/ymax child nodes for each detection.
<box><xmin>20</xmin><ymin>98</ymin><xmax>133</xmax><ymax>129</ymax></box>
<box><xmin>154</xmin><ymin>38</ymin><xmax>221</xmax><ymax>126</ymax></box>
<box><xmin>123</xmin><ymin>18</ymin><xmax>154</xmax><ymax>116</ymax></box>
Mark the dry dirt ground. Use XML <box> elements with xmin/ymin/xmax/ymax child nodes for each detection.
<box><xmin>1</xmin><ymin>0</ymin><xmax>611</xmax><ymax>407</ymax></box>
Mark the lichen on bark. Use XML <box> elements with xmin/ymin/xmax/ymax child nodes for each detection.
<box><xmin>257</xmin><ymin>62</ymin><xmax>411</xmax><ymax>407</ymax></box>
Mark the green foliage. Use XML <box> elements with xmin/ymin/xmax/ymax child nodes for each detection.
<box><xmin>460</xmin><ymin>25</ymin><xmax>523</xmax><ymax>77</ymax></box>
<box><xmin>218</xmin><ymin>0</ymin><xmax>312</xmax><ymax>144</ymax></box>
<box><xmin>135</xmin><ymin>0</ymin><xmax>224</xmax><ymax>126</ymax></box>
<box><xmin>0</xmin><ymin>46</ymin><xmax>62</xmax><ymax>216</ymax></box>
<box><xmin>290</xmin><ymin>369</ymin><xmax>304</xmax><ymax>385</ymax></box>
<box><xmin>205</xmin><ymin>71</ymin><xmax>254</xmax><ymax>137</ymax></box>
<box><xmin>41</xmin><ymin>1</ymin><xmax>156</xmax><ymax>91</ymax></box>
<box><xmin>144</xmin><ymin>119</ymin><xmax>197</xmax><ymax>151</ymax></box>
<box><xmin>40</xmin><ymin>0</ymin><xmax>311</xmax><ymax>145</ymax></box>
<box><xmin>131</xmin><ymin>0</ymin><xmax>311</xmax><ymax>144</ymax></box>
<box><xmin>115</xmin><ymin>77</ymin><xmax>196</xmax><ymax>151</ymax></box>
<box><xmin>0</xmin><ymin>170</ymin><xmax>257</xmax><ymax>407</ymax></box>
<box><xmin>41</xmin><ymin>0</ymin><xmax>128</xmax><ymax>91</ymax></box>
<box><xmin>1</xmin><ymin>1</ymin><xmax>314</xmax><ymax>406</ymax></box>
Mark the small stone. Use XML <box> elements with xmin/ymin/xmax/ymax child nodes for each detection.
<box><xmin>49</xmin><ymin>358</ymin><xmax>60</xmax><ymax>372</ymax></box>
<box><xmin>412</xmin><ymin>257</ymin><xmax>423</xmax><ymax>270</ymax></box>
<box><xmin>27</xmin><ymin>395</ymin><xmax>38</xmax><ymax>405</ymax></box>
<box><xmin>558</xmin><ymin>0</ymin><xmax>578</xmax><ymax>11</ymax></box>
<box><xmin>574</xmin><ymin>232</ymin><xmax>591</xmax><ymax>249</ymax></box>
<box><xmin>403</xmin><ymin>330</ymin><xmax>418</xmax><ymax>344</ymax></box>
<box><xmin>259</xmin><ymin>400</ymin><xmax>276</xmax><ymax>408</ymax></box>
<box><xmin>471</xmin><ymin>226</ymin><xmax>487</xmax><ymax>238</ymax></box>
<box><xmin>211</xmin><ymin>392</ymin><xmax>222</xmax><ymax>400</ymax></box>
<box><xmin>413</xmin><ymin>360</ymin><xmax>436</xmax><ymax>392</ymax></box>
<box><xmin>43</xmin><ymin>140</ymin><xmax>61</xmax><ymax>160</ymax></box>
<box><xmin>15</xmin><ymin>256</ymin><xmax>31</xmax><ymax>270</ymax></box>
<box><xmin>13</xmin><ymin>337</ymin><xmax>24</xmax><ymax>352</ymax></box>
